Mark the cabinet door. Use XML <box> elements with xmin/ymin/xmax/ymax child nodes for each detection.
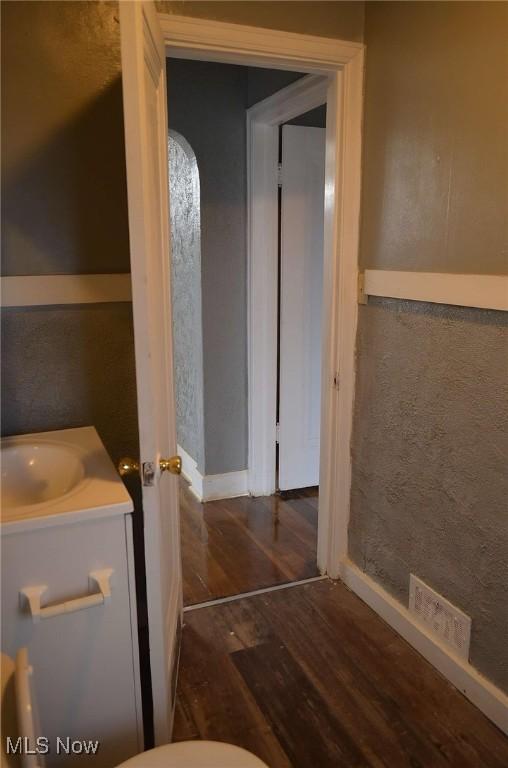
<box><xmin>1</xmin><ymin>515</ymin><xmax>141</xmax><ymax>768</ymax></box>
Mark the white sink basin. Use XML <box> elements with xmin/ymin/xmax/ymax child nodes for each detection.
<box><xmin>1</xmin><ymin>439</ymin><xmax>85</xmax><ymax>509</ymax></box>
<box><xmin>1</xmin><ymin>427</ymin><xmax>133</xmax><ymax>531</ymax></box>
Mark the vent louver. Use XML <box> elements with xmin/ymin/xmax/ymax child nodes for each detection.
<box><xmin>409</xmin><ymin>574</ymin><xmax>471</xmax><ymax>660</ymax></box>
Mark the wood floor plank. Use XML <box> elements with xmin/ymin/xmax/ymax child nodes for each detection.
<box><xmin>179</xmin><ymin>480</ymin><xmax>319</xmax><ymax>605</ymax></box>
<box><xmin>251</xmin><ymin>590</ymin><xmax>435</xmax><ymax>767</ymax></box>
<box><xmin>173</xmin><ymin>580</ymin><xmax>508</xmax><ymax>768</ymax></box>
<box><xmin>232</xmin><ymin>640</ymin><xmax>369</xmax><ymax>768</ymax></box>
<box><xmin>177</xmin><ymin>612</ymin><xmax>291</xmax><ymax>766</ymax></box>
<box><xmin>220</xmin><ymin>497</ymin><xmax>318</xmax><ymax>579</ymax></box>
<box><xmin>285</xmin><ymin>582</ymin><xmax>508</xmax><ymax>767</ymax></box>
<box><xmin>297</xmin><ymin>581</ymin><xmax>508</xmax><ymax>767</ymax></box>
<box><xmin>254</xmin><ymin>583</ymin><xmax>466</xmax><ymax>767</ymax></box>
<box><xmin>260</xmin><ymin>494</ymin><xmax>319</xmax><ymax>529</ymax></box>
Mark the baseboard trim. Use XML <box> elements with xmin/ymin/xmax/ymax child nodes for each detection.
<box><xmin>340</xmin><ymin>559</ymin><xmax>508</xmax><ymax>735</ymax></box>
<box><xmin>202</xmin><ymin>469</ymin><xmax>248</xmax><ymax>501</ymax></box>
<box><xmin>177</xmin><ymin>444</ymin><xmax>203</xmax><ymax>500</ymax></box>
<box><xmin>177</xmin><ymin>445</ymin><xmax>248</xmax><ymax>502</ymax></box>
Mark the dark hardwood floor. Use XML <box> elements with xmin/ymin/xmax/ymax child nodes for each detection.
<box><xmin>173</xmin><ymin>579</ymin><xmax>508</xmax><ymax>768</ymax></box>
<box><xmin>179</xmin><ymin>479</ymin><xmax>319</xmax><ymax>606</ymax></box>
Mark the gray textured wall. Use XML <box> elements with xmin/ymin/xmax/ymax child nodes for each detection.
<box><xmin>349</xmin><ymin>1</ymin><xmax>508</xmax><ymax>693</ymax></box>
<box><xmin>1</xmin><ymin>305</ymin><xmax>139</xmax><ymax>465</ymax></box>
<box><xmin>169</xmin><ymin>132</ymin><xmax>205</xmax><ymax>471</ymax></box>
<box><xmin>167</xmin><ymin>58</ymin><xmax>248</xmax><ymax>475</ymax></box>
<box><xmin>350</xmin><ymin>299</ymin><xmax>508</xmax><ymax>691</ymax></box>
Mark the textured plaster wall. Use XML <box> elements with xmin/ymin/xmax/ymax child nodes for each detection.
<box><xmin>360</xmin><ymin>1</ymin><xmax>508</xmax><ymax>274</ymax></box>
<box><xmin>1</xmin><ymin>0</ymin><xmax>137</xmax><ymax>466</ymax></box>
<box><xmin>157</xmin><ymin>1</ymin><xmax>364</xmax><ymax>42</ymax></box>
<box><xmin>1</xmin><ymin>305</ymin><xmax>139</xmax><ymax>466</ymax></box>
<box><xmin>167</xmin><ymin>58</ymin><xmax>248</xmax><ymax>475</ymax></box>
<box><xmin>349</xmin><ymin>1</ymin><xmax>508</xmax><ymax>692</ymax></box>
<box><xmin>1</xmin><ymin>0</ymin><xmax>130</xmax><ymax>275</ymax></box>
<box><xmin>350</xmin><ymin>300</ymin><xmax>508</xmax><ymax>690</ymax></box>
<box><xmin>168</xmin><ymin>132</ymin><xmax>205</xmax><ymax>471</ymax></box>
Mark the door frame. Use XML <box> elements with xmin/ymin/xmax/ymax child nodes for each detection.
<box><xmin>158</xmin><ymin>13</ymin><xmax>364</xmax><ymax>578</ymax></box>
<box><xmin>246</xmin><ymin>76</ymin><xmax>326</xmax><ymax>495</ymax></box>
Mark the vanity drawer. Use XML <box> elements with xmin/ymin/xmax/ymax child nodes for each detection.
<box><xmin>1</xmin><ymin>513</ymin><xmax>142</xmax><ymax>768</ymax></box>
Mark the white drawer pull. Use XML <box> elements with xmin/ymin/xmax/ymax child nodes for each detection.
<box><xmin>20</xmin><ymin>569</ymin><xmax>113</xmax><ymax>623</ymax></box>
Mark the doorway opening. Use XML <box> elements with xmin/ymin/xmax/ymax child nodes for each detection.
<box><xmin>167</xmin><ymin>61</ymin><xmax>328</xmax><ymax>607</ymax></box>
<box><xmin>120</xmin><ymin>3</ymin><xmax>363</xmax><ymax>744</ymax></box>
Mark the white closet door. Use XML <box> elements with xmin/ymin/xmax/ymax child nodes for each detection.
<box><xmin>279</xmin><ymin>125</ymin><xmax>326</xmax><ymax>491</ymax></box>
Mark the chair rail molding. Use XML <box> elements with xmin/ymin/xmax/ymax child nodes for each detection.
<box><xmin>1</xmin><ymin>274</ymin><xmax>132</xmax><ymax>307</ymax></box>
<box><xmin>361</xmin><ymin>270</ymin><xmax>508</xmax><ymax>312</ymax></box>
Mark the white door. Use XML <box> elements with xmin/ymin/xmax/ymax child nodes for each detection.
<box><xmin>120</xmin><ymin>1</ymin><xmax>181</xmax><ymax>745</ymax></box>
<box><xmin>279</xmin><ymin>125</ymin><xmax>326</xmax><ymax>491</ymax></box>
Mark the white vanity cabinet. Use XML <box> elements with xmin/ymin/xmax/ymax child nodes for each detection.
<box><xmin>1</xmin><ymin>427</ymin><xmax>143</xmax><ymax>768</ymax></box>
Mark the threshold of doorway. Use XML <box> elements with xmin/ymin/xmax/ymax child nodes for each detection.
<box><xmin>183</xmin><ymin>575</ymin><xmax>328</xmax><ymax>612</ymax></box>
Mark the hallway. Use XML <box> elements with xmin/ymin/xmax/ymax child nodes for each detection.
<box><xmin>173</xmin><ymin>579</ymin><xmax>508</xmax><ymax>767</ymax></box>
<box><xmin>179</xmin><ymin>480</ymin><xmax>320</xmax><ymax>606</ymax></box>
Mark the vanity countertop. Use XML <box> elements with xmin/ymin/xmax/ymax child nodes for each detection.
<box><xmin>1</xmin><ymin>426</ymin><xmax>134</xmax><ymax>534</ymax></box>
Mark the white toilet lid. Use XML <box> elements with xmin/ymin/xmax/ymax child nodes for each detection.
<box><xmin>117</xmin><ymin>740</ymin><xmax>269</xmax><ymax>768</ymax></box>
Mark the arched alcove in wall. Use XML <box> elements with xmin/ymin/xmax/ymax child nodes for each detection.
<box><xmin>168</xmin><ymin>130</ymin><xmax>205</xmax><ymax>472</ymax></box>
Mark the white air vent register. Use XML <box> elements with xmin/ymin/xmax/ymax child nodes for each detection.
<box><xmin>409</xmin><ymin>574</ymin><xmax>472</xmax><ymax>660</ymax></box>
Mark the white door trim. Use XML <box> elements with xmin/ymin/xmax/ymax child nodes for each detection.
<box><xmin>159</xmin><ymin>14</ymin><xmax>362</xmax><ymax>70</ymax></box>
<box><xmin>159</xmin><ymin>14</ymin><xmax>364</xmax><ymax>578</ymax></box>
<box><xmin>247</xmin><ymin>76</ymin><xmax>328</xmax><ymax>500</ymax></box>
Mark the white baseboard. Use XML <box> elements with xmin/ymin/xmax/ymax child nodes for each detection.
<box><xmin>340</xmin><ymin>559</ymin><xmax>508</xmax><ymax>735</ymax></box>
<box><xmin>177</xmin><ymin>444</ymin><xmax>203</xmax><ymax>500</ymax></box>
<box><xmin>202</xmin><ymin>469</ymin><xmax>249</xmax><ymax>502</ymax></box>
<box><xmin>177</xmin><ymin>445</ymin><xmax>248</xmax><ymax>502</ymax></box>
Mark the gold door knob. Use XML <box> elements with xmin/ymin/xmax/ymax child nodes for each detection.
<box><xmin>160</xmin><ymin>456</ymin><xmax>182</xmax><ymax>475</ymax></box>
<box><xmin>118</xmin><ymin>457</ymin><xmax>140</xmax><ymax>477</ymax></box>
